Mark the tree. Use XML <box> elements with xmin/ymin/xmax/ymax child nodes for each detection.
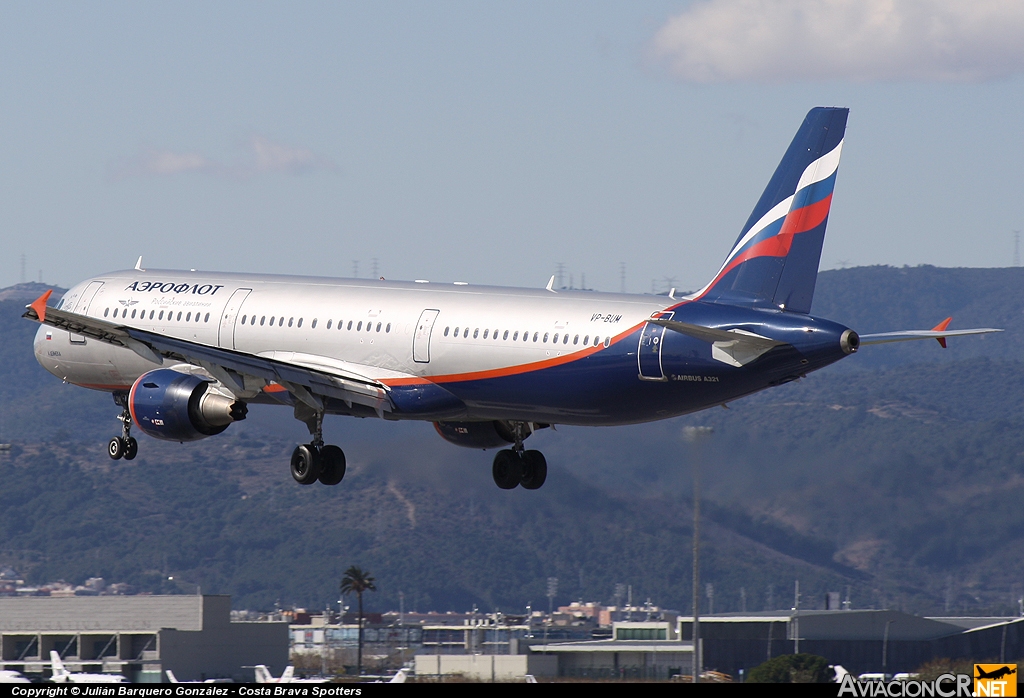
<box><xmin>746</xmin><ymin>654</ymin><xmax>832</xmax><ymax>683</ymax></box>
<box><xmin>340</xmin><ymin>566</ymin><xmax>376</xmax><ymax>676</ymax></box>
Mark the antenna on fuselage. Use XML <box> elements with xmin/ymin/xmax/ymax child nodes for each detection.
<box><xmin>135</xmin><ymin>256</ymin><xmax>146</xmax><ymax>272</ymax></box>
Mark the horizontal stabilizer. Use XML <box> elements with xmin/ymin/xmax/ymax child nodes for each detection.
<box><xmin>860</xmin><ymin>318</ymin><xmax>1002</xmax><ymax>347</ymax></box>
<box><xmin>648</xmin><ymin>318</ymin><xmax>786</xmax><ymax>367</ymax></box>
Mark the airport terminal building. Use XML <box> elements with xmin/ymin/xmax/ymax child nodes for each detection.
<box><xmin>0</xmin><ymin>595</ymin><xmax>288</xmax><ymax>682</ymax></box>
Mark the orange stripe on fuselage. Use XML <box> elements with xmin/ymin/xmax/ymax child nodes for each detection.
<box><xmin>380</xmin><ymin>322</ymin><xmax>645</xmax><ymax>387</ymax></box>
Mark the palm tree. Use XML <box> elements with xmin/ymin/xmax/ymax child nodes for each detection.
<box><xmin>340</xmin><ymin>566</ymin><xmax>376</xmax><ymax>676</ymax></box>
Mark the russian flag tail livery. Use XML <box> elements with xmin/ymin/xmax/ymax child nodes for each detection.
<box><xmin>696</xmin><ymin>107</ymin><xmax>848</xmax><ymax>314</ymax></box>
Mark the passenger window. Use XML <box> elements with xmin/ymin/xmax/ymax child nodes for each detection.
<box><xmin>205</xmin><ymin>313</ymin><xmax>210</xmax><ymax>322</ymax></box>
<box><xmin>454</xmin><ymin>327</ymin><xmax>459</xmax><ymax>336</ymax></box>
<box><xmin>532</xmin><ymin>332</ymin><xmax>538</xmax><ymax>342</ymax></box>
<box><xmin>552</xmin><ymin>333</ymin><xmax>558</xmax><ymax>343</ymax></box>
<box><xmin>604</xmin><ymin>336</ymin><xmax>610</xmax><ymax>347</ymax></box>
<box><xmin>584</xmin><ymin>335</ymin><xmax>589</xmax><ymax>344</ymax></box>
<box><xmin>104</xmin><ymin>308</ymin><xmax>109</xmax><ymax>317</ymax></box>
<box><xmin>512</xmin><ymin>331</ymin><xmax>519</xmax><ymax>340</ymax></box>
<box><xmin>288</xmin><ymin>318</ymin><xmax>294</xmax><ymax>328</ymax></box>
<box><xmin>493</xmin><ymin>329</ymin><xmax>498</xmax><ymax>339</ymax></box>
<box><xmin>444</xmin><ymin>327</ymin><xmax>450</xmax><ymax>337</ymax></box>
<box><xmin>473</xmin><ymin>328</ymin><xmax>479</xmax><ymax>339</ymax></box>
<box><xmin>149</xmin><ymin>310</ymin><xmax>155</xmax><ymax>320</ymax></box>
<box><xmin>376</xmin><ymin>322</ymin><xmax>381</xmax><ymax>332</ymax></box>
<box><xmin>298</xmin><ymin>318</ymin><xmax>303</xmax><ymax>328</ymax></box>
<box><xmin>596</xmin><ymin>336</ymin><xmax>602</xmax><ymax>346</ymax></box>
<box><xmin>386</xmin><ymin>323</ymin><xmax>391</xmax><ymax>333</ymax></box>
<box><xmin>463</xmin><ymin>328</ymin><xmax>469</xmax><ymax>338</ymax></box>
<box><xmin>311</xmin><ymin>319</ymin><xmax>317</xmax><ymax>329</ymax></box>
<box><xmin>357</xmin><ymin>321</ymin><xmax>362</xmax><ymax>331</ymax></box>
<box><xmin>186</xmin><ymin>312</ymin><xmax>191</xmax><ymax>321</ymax></box>
<box><xmin>177</xmin><ymin>312</ymin><xmax>182</xmax><ymax>321</ymax></box>
<box><xmin>543</xmin><ymin>333</ymin><xmax>549</xmax><ymax>343</ymax></box>
<box><xmin>327</xmin><ymin>320</ymin><xmax>332</xmax><ymax>329</ymax></box>
<box><xmin>347</xmin><ymin>321</ymin><xmax>353</xmax><ymax>330</ymax></box>
<box><xmin>260</xmin><ymin>316</ymin><xmax>266</xmax><ymax>326</ymax></box>
<box><xmin>503</xmin><ymin>330</ymin><xmax>509</xmax><ymax>340</ymax></box>
<box><xmin>563</xmin><ymin>334</ymin><xmax>569</xmax><ymax>344</ymax></box>
<box><xmin>270</xmin><ymin>317</ymin><xmax>275</xmax><ymax>326</ymax></box>
<box><xmin>367</xmin><ymin>322</ymin><xmax>372</xmax><ymax>332</ymax></box>
<box><xmin>241</xmin><ymin>315</ymin><xmax>247</xmax><ymax>325</ymax></box>
<box><xmin>251</xmin><ymin>315</ymin><xmax>256</xmax><ymax>325</ymax></box>
<box><xmin>159</xmin><ymin>311</ymin><xmax>164</xmax><ymax>320</ymax></box>
<box><xmin>483</xmin><ymin>329</ymin><xmax>489</xmax><ymax>339</ymax></box>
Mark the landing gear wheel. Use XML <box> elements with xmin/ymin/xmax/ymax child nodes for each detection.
<box><xmin>290</xmin><ymin>444</ymin><xmax>322</xmax><ymax>485</ymax></box>
<box><xmin>108</xmin><ymin>437</ymin><xmax>124</xmax><ymax>460</ymax></box>
<box><xmin>123</xmin><ymin>437</ymin><xmax>138</xmax><ymax>461</ymax></box>
<box><xmin>520</xmin><ymin>450</ymin><xmax>547</xmax><ymax>490</ymax></box>
<box><xmin>318</xmin><ymin>445</ymin><xmax>347</xmax><ymax>486</ymax></box>
<box><xmin>492</xmin><ymin>449</ymin><xmax>523</xmax><ymax>490</ymax></box>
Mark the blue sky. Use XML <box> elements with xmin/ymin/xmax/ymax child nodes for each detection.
<box><xmin>2</xmin><ymin>1</ymin><xmax>1023</xmax><ymax>293</ymax></box>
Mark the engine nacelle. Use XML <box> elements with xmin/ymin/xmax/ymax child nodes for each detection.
<box><xmin>434</xmin><ymin>420</ymin><xmax>523</xmax><ymax>450</ymax></box>
<box><xmin>129</xmin><ymin>369</ymin><xmax>248</xmax><ymax>442</ymax></box>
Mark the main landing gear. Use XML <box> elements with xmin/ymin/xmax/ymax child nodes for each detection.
<box><xmin>492</xmin><ymin>422</ymin><xmax>547</xmax><ymax>490</ymax></box>
<box><xmin>291</xmin><ymin>408</ymin><xmax>346</xmax><ymax>486</ymax></box>
<box><xmin>108</xmin><ymin>393</ymin><xmax>138</xmax><ymax>461</ymax></box>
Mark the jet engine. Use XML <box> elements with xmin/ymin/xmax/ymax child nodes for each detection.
<box><xmin>434</xmin><ymin>420</ymin><xmax>524</xmax><ymax>449</ymax></box>
<box><xmin>128</xmin><ymin>368</ymin><xmax>247</xmax><ymax>442</ymax></box>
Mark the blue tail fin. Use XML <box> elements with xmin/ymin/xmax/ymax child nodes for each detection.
<box><xmin>695</xmin><ymin>107</ymin><xmax>848</xmax><ymax>314</ymax></box>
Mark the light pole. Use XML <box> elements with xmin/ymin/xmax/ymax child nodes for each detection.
<box><xmin>684</xmin><ymin>425</ymin><xmax>713</xmax><ymax>684</ymax></box>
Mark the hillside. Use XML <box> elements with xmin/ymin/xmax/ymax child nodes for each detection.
<box><xmin>0</xmin><ymin>267</ymin><xmax>1021</xmax><ymax>615</ymax></box>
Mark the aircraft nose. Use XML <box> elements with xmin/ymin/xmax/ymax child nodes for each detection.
<box><xmin>33</xmin><ymin>324</ymin><xmax>64</xmax><ymax>378</ymax></box>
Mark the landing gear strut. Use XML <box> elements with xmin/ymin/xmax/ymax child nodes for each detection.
<box><xmin>491</xmin><ymin>422</ymin><xmax>547</xmax><ymax>490</ymax></box>
<box><xmin>108</xmin><ymin>393</ymin><xmax>138</xmax><ymax>461</ymax></box>
<box><xmin>291</xmin><ymin>407</ymin><xmax>346</xmax><ymax>486</ymax></box>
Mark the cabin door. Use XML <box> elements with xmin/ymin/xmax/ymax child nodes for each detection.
<box><xmin>413</xmin><ymin>309</ymin><xmax>440</xmax><ymax>363</ymax></box>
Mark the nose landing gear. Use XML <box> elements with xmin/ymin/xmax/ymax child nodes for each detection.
<box><xmin>491</xmin><ymin>422</ymin><xmax>547</xmax><ymax>490</ymax></box>
<box><xmin>108</xmin><ymin>392</ymin><xmax>138</xmax><ymax>461</ymax></box>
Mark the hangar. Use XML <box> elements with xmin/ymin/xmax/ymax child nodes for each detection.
<box><xmin>0</xmin><ymin>595</ymin><xmax>287</xmax><ymax>682</ymax></box>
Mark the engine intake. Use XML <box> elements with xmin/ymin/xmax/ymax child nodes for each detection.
<box><xmin>129</xmin><ymin>369</ymin><xmax>247</xmax><ymax>442</ymax></box>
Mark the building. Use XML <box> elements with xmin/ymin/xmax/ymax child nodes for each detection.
<box><xmin>678</xmin><ymin>610</ymin><xmax>1024</xmax><ymax>676</ymax></box>
<box><xmin>0</xmin><ymin>595</ymin><xmax>288</xmax><ymax>682</ymax></box>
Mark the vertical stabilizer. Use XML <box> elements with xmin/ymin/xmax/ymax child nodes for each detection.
<box><xmin>695</xmin><ymin>107</ymin><xmax>848</xmax><ymax>313</ymax></box>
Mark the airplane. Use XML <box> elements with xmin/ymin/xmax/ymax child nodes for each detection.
<box><xmin>165</xmin><ymin>669</ymin><xmax>232</xmax><ymax>683</ymax></box>
<box><xmin>23</xmin><ymin>107</ymin><xmax>1000</xmax><ymax>491</ymax></box>
<box><xmin>975</xmin><ymin>666</ymin><xmax>1017</xmax><ymax>681</ymax></box>
<box><xmin>253</xmin><ymin>664</ymin><xmax>327</xmax><ymax>684</ymax></box>
<box><xmin>0</xmin><ymin>669</ymin><xmax>31</xmax><ymax>684</ymax></box>
<box><xmin>49</xmin><ymin>651</ymin><xmax>128</xmax><ymax>683</ymax></box>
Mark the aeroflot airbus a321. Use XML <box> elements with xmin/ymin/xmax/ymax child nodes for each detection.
<box><xmin>24</xmin><ymin>108</ymin><xmax>999</xmax><ymax>490</ymax></box>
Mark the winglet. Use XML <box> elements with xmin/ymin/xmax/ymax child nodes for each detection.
<box><xmin>545</xmin><ymin>275</ymin><xmax>557</xmax><ymax>293</ymax></box>
<box><xmin>932</xmin><ymin>317</ymin><xmax>952</xmax><ymax>348</ymax></box>
<box><xmin>135</xmin><ymin>256</ymin><xmax>145</xmax><ymax>271</ymax></box>
<box><xmin>28</xmin><ymin>289</ymin><xmax>53</xmax><ymax>323</ymax></box>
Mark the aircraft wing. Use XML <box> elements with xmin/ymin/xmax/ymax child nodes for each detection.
<box><xmin>23</xmin><ymin>291</ymin><xmax>395</xmax><ymax>414</ymax></box>
<box><xmin>860</xmin><ymin>317</ymin><xmax>1002</xmax><ymax>348</ymax></box>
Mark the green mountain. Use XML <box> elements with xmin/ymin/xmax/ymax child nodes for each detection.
<box><xmin>0</xmin><ymin>267</ymin><xmax>1021</xmax><ymax>615</ymax></box>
